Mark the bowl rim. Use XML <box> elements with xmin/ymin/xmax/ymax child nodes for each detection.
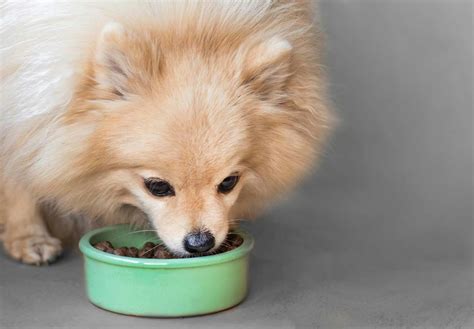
<box><xmin>79</xmin><ymin>224</ymin><xmax>254</xmax><ymax>269</ymax></box>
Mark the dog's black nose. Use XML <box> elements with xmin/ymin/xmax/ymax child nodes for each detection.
<box><xmin>184</xmin><ymin>231</ymin><xmax>215</xmax><ymax>253</ymax></box>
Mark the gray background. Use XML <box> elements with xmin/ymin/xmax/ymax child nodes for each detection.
<box><xmin>1</xmin><ymin>0</ymin><xmax>472</xmax><ymax>328</ymax></box>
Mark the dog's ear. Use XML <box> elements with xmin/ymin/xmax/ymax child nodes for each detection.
<box><xmin>94</xmin><ymin>22</ymin><xmax>161</xmax><ymax>97</ymax></box>
<box><xmin>242</xmin><ymin>36</ymin><xmax>293</xmax><ymax>101</ymax></box>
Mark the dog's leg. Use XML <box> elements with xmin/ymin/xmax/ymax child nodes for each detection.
<box><xmin>2</xmin><ymin>181</ymin><xmax>62</xmax><ymax>265</ymax></box>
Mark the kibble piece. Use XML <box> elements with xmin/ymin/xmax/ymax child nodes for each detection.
<box><xmin>229</xmin><ymin>234</ymin><xmax>244</xmax><ymax>247</ymax></box>
<box><xmin>142</xmin><ymin>242</ymin><xmax>156</xmax><ymax>249</ymax></box>
<box><xmin>128</xmin><ymin>247</ymin><xmax>139</xmax><ymax>258</ymax></box>
<box><xmin>215</xmin><ymin>245</ymin><xmax>227</xmax><ymax>253</ymax></box>
<box><xmin>153</xmin><ymin>246</ymin><xmax>172</xmax><ymax>259</ymax></box>
<box><xmin>113</xmin><ymin>247</ymin><xmax>129</xmax><ymax>256</ymax></box>
<box><xmin>138</xmin><ymin>246</ymin><xmax>154</xmax><ymax>258</ymax></box>
<box><xmin>93</xmin><ymin>242</ymin><xmax>109</xmax><ymax>252</ymax></box>
<box><xmin>94</xmin><ymin>241</ymin><xmax>115</xmax><ymax>254</ymax></box>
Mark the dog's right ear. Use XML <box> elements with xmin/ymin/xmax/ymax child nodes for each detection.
<box><xmin>94</xmin><ymin>22</ymin><xmax>161</xmax><ymax>97</ymax></box>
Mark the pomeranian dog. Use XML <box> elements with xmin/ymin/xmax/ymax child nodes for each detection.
<box><xmin>0</xmin><ymin>0</ymin><xmax>333</xmax><ymax>264</ymax></box>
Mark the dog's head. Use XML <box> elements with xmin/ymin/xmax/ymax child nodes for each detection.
<box><xmin>60</xmin><ymin>21</ymin><xmax>331</xmax><ymax>255</ymax></box>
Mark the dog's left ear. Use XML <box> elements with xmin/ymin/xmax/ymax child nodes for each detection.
<box><xmin>241</xmin><ymin>36</ymin><xmax>293</xmax><ymax>100</ymax></box>
<box><xmin>94</xmin><ymin>22</ymin><xmax>161</xmax><ymax>97</ymax></box>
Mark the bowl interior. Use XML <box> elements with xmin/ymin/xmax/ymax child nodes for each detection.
<box><xmin>89</xmin><ymin>226</ymin><xmax>160</xmax><ymax>249</ymax></box>
<box><xmin>80</xmin><ymin>224</ymin><xmax>254</xmax><ymax>267</ymax></box>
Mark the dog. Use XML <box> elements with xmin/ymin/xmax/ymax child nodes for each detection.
<box><xmin>0</xmin><ymin>0</ymin><xmax>333</xmax><ymax>264</ymax></box>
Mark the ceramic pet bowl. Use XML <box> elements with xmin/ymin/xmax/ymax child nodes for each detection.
<box><xmin>79</xmin><ymin>224</ymin><xmax>254</xmax><ymax>317</ymax></box>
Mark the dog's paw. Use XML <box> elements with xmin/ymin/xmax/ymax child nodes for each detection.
<box><xmin>4</xmin><ymin>235</ymin><xmax>62</xmax><ymax>265</ymax></box>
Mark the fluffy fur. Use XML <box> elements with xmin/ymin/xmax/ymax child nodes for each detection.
<box><xmin>0</xmin><ymin>0</ymin><xmax>333</xmax><ymax>264</ymax></box>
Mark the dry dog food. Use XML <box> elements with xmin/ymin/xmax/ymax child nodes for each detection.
<box><xmin>93</xmin><ymin>233</ymin><xmax>243</xmax><ymax>259</ymax></box>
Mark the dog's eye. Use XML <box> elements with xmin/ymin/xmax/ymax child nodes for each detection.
<box><xmin>144</xmin><ymin>178</ymin><xmax>175</xmax><ymax>197</ymax></box>
<box><xmin>218</xmin><ymin>175</ymin><xmax>239</xmax><ymax>194</ymax></box>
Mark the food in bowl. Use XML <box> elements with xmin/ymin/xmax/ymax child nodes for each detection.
<box><xmin>93</xmin><ymin>233</ymin><xmax>244</xmax><ymax>259</ymax></box>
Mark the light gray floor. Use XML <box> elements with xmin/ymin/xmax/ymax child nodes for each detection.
<box><xmin>0</xmin><ymin>205</ymin><xmax>472</xmax><ymax>329</ymax></box>
<box><xmin>1</xmin><ymin>1</ymin><xmax>473</xmax><ymax>328</ymax></box>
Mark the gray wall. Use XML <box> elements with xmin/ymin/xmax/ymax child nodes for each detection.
<box><xmin>317</xmin><ymin>0</ymin><xmax>473</xmax><ymax>262</ymax></box>
<box><xmin>251</xmin><ymin>0</ymin><xmax>473</xmax><ymax>264</ymax></box>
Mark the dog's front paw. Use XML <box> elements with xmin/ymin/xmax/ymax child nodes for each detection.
<box><xmin>4</xmin><ymin>235</ymin><xmax>62</xmax><ymax>265</ymax></box>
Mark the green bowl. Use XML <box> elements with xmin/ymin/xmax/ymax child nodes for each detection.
<box><xmin>79</xmin><ymin>224</ymin><xmax>254</xmax><ymax>317</ymax></box>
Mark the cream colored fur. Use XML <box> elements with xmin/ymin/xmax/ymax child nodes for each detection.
<box><xmin>0</xmin><ymin>0</ymin><xmax>333</xmax><ymax>264</ymax></box>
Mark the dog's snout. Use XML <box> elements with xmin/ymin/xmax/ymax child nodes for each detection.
<box><xmin>183</xmin><ymin>230</ymin><xmax>215</xmax><ymax>253</ymax></box>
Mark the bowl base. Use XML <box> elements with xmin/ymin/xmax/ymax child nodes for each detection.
<box><xmin>89</xmin><ymin>295</ymin><xmax>247</xmax><ymax>318</ymax></box>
